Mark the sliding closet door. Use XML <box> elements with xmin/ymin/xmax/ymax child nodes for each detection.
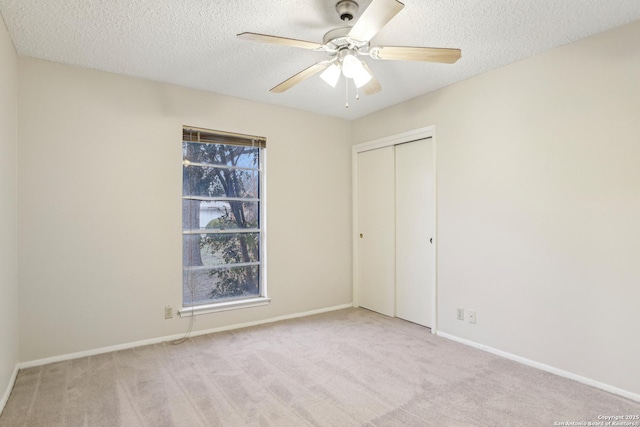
<box><xmin>395</xmin><ymin>138</ymin><xmax>435</xmax><ymax>327</ymax></box>
<box><xmin>357</xmin><ymin>146</ymin><xmax>395</xmax><ymax>317</ymax></box>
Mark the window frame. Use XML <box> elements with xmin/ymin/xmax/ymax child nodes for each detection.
<box><xmin>179</xmin><ymin>127</ymin><xmax>269</xmax><ymax>317</ymax></box>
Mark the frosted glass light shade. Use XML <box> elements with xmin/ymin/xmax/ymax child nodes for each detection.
<box><xmin>320</xmin><ymin>64</ymin><xmax>341</xmax><ymax>87</ymax></box>
<box><xmin>342</xmin><ymin>54</ymin><xmax>372</xmax><ymax>88</ymax></box>
<box><xmin>353</xmin><ymin>68</ymin><xmax>372</xmax><ymax>88</ymax></box>
<box><xmin>341</xmin><ymin>54</ymin><xmax>361</xmax><ymax>78</ymax></box>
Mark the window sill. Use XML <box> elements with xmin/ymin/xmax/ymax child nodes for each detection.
<box><xmin>178</xmin><ymin>297</ymin><xmax>271</xmax><ymax>317</ymax></box>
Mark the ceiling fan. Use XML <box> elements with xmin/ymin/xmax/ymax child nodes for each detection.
<box><xmin>237</xmin><ymin>0</ymin><xmax>461</xmax><ymax>104</ymax></box>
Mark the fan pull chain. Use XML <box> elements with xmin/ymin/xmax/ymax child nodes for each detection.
<box><xmin>345</xmin><ymin>77</ymin><xmax>349</xmax><ymax>108</ymax></box>
<box><xmin>356</xmin><ymin>84</ymin><xmax>360</xmax><ymax>101</ymax></box>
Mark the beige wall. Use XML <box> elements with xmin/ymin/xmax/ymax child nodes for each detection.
<box><xmin>0</xmin><ymin>15</ymin><xmax>18</xmax><ymax>404</ymax></box>
<box><xmin>353</xmin><ymin>21</ymin><xmax>640</xmax><ymax>395</ymax></box>
<box><xmin>17</xmin><ymin>58</ymin><xmax>353</xmax><ymax>361</ymax></box>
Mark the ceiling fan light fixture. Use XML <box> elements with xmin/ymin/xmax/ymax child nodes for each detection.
<box><xmin>353</xmin><ymin>68</ymin><xmax>372</xmax><ymax>88</ymax></box>
<box><xmin>320</xmin><ymin>64</ymin><xmax>341</xmax><ymax>87</ymax></box>
<box><xmin>341</xmin><ymin>53</ymin><xmax>361</xmax><ymax>78</ymax></box>
<box><xmin>340</xmin><ymin>53</ymin><xmax>371</xmax><ymax>87</ymax></box>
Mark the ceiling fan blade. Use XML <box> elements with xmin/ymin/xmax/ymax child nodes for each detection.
<box><xmin>270</xmin><ymin>62</ymin><xmax>330</xmax><ymax>93</ymax></box>
<box><xmin>237</xmin><ymin>32</ymin><xmax>322</xmax><ymax>50</ymax></box>
<box><xmin>360</xmin><ymin>62</ymin><xmax>381</xmax><ymax>95</ymax></box>
<box><xmin>371</xmin><ymin>46</ymin><xmax>462</xmax><ymax>63</ymax></box>
<box><xmin>348</xmin><ymin>0</ymin><xmax>404</xmax><ymax>42</ymax></box>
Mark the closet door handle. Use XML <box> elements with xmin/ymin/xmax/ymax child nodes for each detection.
<box><xmin>430</xmin><ymin>237</ymin><xmax>433</xmax><ymax>244</ymax></box>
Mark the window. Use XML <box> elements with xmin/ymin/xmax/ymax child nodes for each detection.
<box><xmin>180</xmin><ymin>126</ymin><xmax>268</xmax><ymax>316</ymax></box>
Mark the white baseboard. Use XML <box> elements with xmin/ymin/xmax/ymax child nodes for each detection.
<box><xmin>18</xmin><ymin>303</ymin><xmax>354</xmax><ymax>370</ymax></box>
<box><xmin>0</xmin><ymin>365</ymin><xmax>19</xmax><ymax>416</ymax></box>
<box><xmin>436</xmin><ymin>331</ymin><xmax>640</xmax><ymax>403</ymax></box>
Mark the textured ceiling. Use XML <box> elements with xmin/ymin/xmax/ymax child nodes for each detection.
<box><xmin>1</xmin><ymin>0</ymin><xmax>640</xmax><ymax>120</ymax></box>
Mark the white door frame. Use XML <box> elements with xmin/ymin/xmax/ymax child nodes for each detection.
<box><xmin>352</xmin><ymin>126</ymin><xmax>438</xmax><ymax>333</ymax></box>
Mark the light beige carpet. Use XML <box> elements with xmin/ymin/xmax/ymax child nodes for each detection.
<box><xmin>1</xmin><ymin>308</ymin><xmax>638</xmax><ymax>426</ymax></box>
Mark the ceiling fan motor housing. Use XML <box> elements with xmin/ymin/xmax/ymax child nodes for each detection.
<box><xmin>322</xmin><ymin>26</ymin><xmax>370</xmax><ymax>55</ymax></box>
<box><xmin>336</xmin><ymin>0</ymin><xmax>358</xmax><ymax>21</ymax></box>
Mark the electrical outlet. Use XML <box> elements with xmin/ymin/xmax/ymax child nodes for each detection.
<box><xmin>467</xmin><ymin>310</ymin><xmax>476</xmax><ymax>324</ymax></box>
<box><xmin>164</xmin><ymin>305</ymin><xmax>173</xmax><ymax>319</ymax></box>
<box><xmin>457</xmin><ymin>308</ymin><xmax>464</xmax><ymax>320</ymax></box>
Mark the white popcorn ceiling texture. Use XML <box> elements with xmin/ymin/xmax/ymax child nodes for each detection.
<box><xmin>1</xmin><ymin>0</ymin><xmax>639</xmax><ymax>120</ymax></box>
